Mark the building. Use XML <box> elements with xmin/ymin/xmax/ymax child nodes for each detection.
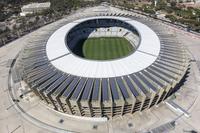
<box><xmin>0</xmin><ymin>22</ymin><xmax>6</xmax><ymax>32</ymax></box>
<box><xmin>20</xmin><ymin>2</ymin><xmax>50</xmax><ymax>16</ymax></box>
<box><xmin>14</xmin><ymin>14</ymin><xmax>189</xmax><ymax>119</ymax></box>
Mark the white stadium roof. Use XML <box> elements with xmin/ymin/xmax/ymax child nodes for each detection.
<box><xmin>46</xmin><ymin>16</ymin><xmax>160</xmax><ymax>78</ymax></box>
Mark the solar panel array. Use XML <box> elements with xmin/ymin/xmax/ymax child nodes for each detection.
<box><xmin>16</xmin><ymin>13</ymin><xmax>189</xmax><ymax>118</ymax></box>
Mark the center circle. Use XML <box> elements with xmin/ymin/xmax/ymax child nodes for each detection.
<box><xmin>66</xmin><ymin>18</ymin><xmax>140</xmax><ymax>60</ymax></box>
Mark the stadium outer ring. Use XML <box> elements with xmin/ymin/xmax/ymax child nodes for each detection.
<box><xmin>46</xmin><ymin>16</ymin><xmax>160</xmax><ymax>78</ymax></box>
<box><xmin>17</xmin><ymin>15</ymin><xmax>189</xmax><ymax>119</ymax></box>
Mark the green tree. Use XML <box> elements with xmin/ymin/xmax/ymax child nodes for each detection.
<box><xmin>170</xmin><ymin>1</ymin><xmax>177</xmax><ymax>7</ymax></box>
<box><xmin>165</xmin><ymin>14</ymin><xmax>177</xmax><ymax>22</ymax></box>
<box><xmin>156</xmin><ymin>0</ymin><xmax>167</xmax><ymax>10</ymax></box>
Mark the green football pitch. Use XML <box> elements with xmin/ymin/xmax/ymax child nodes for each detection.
<box><xmin>73</xmin><ymin>37</ymin><xmax>134</xmax><ymax>60</ymax></box>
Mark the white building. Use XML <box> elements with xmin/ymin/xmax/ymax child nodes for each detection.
<box><xmin>20</xmin><ymin>2</ymin><xmax>50</xmax><ymax>16</ymax></box>
<box><xmin>195</xmin><ymin>0</ymin><xmax>200</xmax><ymax>3</ymax></box>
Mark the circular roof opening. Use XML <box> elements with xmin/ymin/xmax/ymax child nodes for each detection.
<box><xmin>46</xmin><ymin>16</ymin><xmax>161</xmax><ymax>78</ymax></box>
<box><xmin>66</xmin><ymin>18</ymin><xmax>140</xmax><ymax>61</ymax></box>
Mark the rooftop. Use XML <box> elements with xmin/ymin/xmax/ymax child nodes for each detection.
<box><xmin>21</xmin><ymin>2</ymin><xmax>50</xmax><ymax>10</ymax></box>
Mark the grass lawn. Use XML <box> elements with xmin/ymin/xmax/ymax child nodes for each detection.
<box><xmin>73</xmin><ymin>37</ymin><xmax>133</xmax><ymax>60</ymax></box>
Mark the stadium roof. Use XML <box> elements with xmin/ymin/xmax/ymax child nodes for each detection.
<box><xmin>46</xmin><ymin>16</ymin><xmax>160</xmax><ymax>78</ymax></box>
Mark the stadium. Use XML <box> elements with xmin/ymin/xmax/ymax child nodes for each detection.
<box><xmin>13</xmin><ymin>14</ymin><xmax>189</xmax><ymax>119</ymax></box>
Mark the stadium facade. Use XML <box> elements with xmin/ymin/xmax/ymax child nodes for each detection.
<box><xmin>14</xmin><ymin>15</ymin><xmax>189</xmax><ymax>118</ymax></box>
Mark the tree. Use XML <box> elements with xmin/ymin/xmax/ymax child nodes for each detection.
<box><xmin>170</xmin><ymin>1</ymin><xmax>177</xmax><ymax>7</ymax></box>
<box><xmin>50</xmin><ymin>0</ymin><xmax>81</xmax><ymax>13</ymax></box>
<box><xmin>165</xmin><ymin>14</ymin><xmax>177</xmax><ymax>22</ymax></box>
<box><xmin>156</xmin><ymin>0</ymin><xmax>167</xmax><ymax>10</ymax></box>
